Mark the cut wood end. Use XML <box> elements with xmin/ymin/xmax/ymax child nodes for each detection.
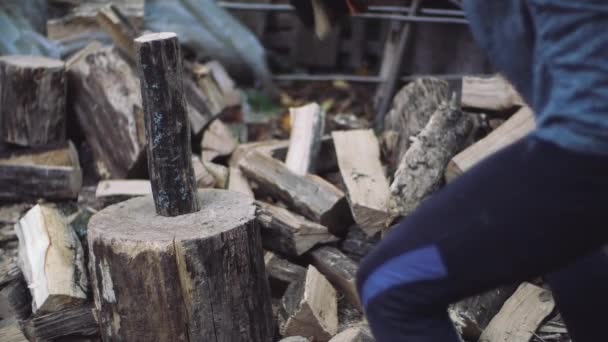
<box><xmin>0</xmin><ymin>55</ymin><xmax>64</xmax><ymax>69</ymax></box>
<box><xmin>135</xmin><ymin>32</ymin><xmax>177</xmax><ymax>43</ymax></box>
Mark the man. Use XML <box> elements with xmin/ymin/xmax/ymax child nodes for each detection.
<box><xmin>292</xmin><ymin>1</ymin><xmax>608</xmax><ymax>340</ymax></box>
<box><xmin>355</xmin><ymin>1</ymin><xmax>608</xmax><ymax>341</ymax></box>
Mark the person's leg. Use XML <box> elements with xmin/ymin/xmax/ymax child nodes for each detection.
<box><xmin>546</xmin><ymin>248</ymin><xmax>608</xmax><ymax>341</ymax></box>
<box><xmin>356</xmin><ymin>136</ymin><xmax>608</xmax><ymax>341</ymax></box>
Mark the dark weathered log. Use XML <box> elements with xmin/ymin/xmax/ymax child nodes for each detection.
<box><xmin>265</xmin><ymin>251</ymin><xmax>306</xmax><ymax>297</ymax></box>
<box><xmin>285</xmin><ymin>103</ymin><xmax>325</xmax><ymax>175</ymax></box>
<box><xmin>279</xmin><ymin>265</ymin><xmax>338</xmax><ymax>341</ymax></box>
<box><xmin>310</xmin><ymin>246</ymin><xmax>360</xmax><ymax>310</ymax></box>
<box><xmin>15</xmin><ymin>204</ymin><xmax>88</xmax><ymax>314</ymax></box>
<box><xmin>479</xmin><ymin>283</ymin><xmax>555</xmax><ymax>342</ymax></box>
<box><xmin>67</xmin><ymin>43</ymin><xmax>146</xmax><ymax>178</ymax></box>
<box><xmin>135</xmin><ymin>32</ymin><xmax>199</xmax><ymax>216</ymax></box>
<box><xmin>333</xmin><ymin>129</ymin><xmax>391</xmax><ymax>236</ymax></box>
<box><xmin>0</xmin><ymin>55</ymin><xmax>66</xmax><ymax>146</ymax></box>
<box><xmin>449</xmin><ymin>286</ymin><xmax>517</xmax><ymax>341</ymax></box>
<box><xmin>390</xmin><ymin>95</ymin><xmax>474</xmax><ymax>217</ymax></box>
<box><xmin>446</xmin><ymin>106</ymin><xmax>535</xmax><ymax>182</ymax></box>
<box><xmin>0</xmin><ymin>141</ymin><xmax>82</xmax><ymax>200</ymax></box>
<box><xmin>382</xmin><ymin>78</ymin><xmax>449</xmax><ymax>174</ymax></box>
<box><xmin>88</xmin><ymin>190</ymin><xmax>274</xmax><ymax>341</ymax></box>
<box><xmin>256</xmin><ymin>201</ymin><xmax>337</xmax><ymax>257</ymax></box>
<box><xmin>240</xmin><ymin>150</ymin><xmax>353</xmax><ymax>236</ymax></box>
<box><xmin>23</xmin><ymin>305</ymin><xmax>99</xmax><ymax>341</ymax></box>
<box><xmin>0</xmin><ymin>272</ymin><xmax>32</xmax><ymax>321</ymax></box>
<box><xmin>339</xmin><ymin>225</ymin><xmax>380</xmax><ymax>263</ymax></box>
<box><xmin>462</xmin><ymin>75</ymin><xmax>524</xmax><ymax>113</ymax></box>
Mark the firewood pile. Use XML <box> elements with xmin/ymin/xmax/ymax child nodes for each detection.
<box><xmin>0</xmin><ymin>2</ymin><xmax>571</xmax><ymax>342</ymax></box>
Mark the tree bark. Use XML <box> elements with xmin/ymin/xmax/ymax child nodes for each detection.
<box><xmin>135</xmin><ymin>32</ymin><xmax>199</xmax><ymax>217</ymax></box>
<box><xmin>0</xmin><ymin>55</ymin><xmax>66</xmax><ymax>146</ymax></box>
<box><xmin>88</xmin><ymin>189</ymin><xmax>274</xmax><ymax>342</ymax></box>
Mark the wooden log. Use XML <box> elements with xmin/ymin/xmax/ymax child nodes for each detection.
<box><xmin>445</xmin><ymin>106</ymin><xmax>535</xmax><ymax>182</ymax></box>
<box><xmin>449</xmin><ymin>286</ymin><xmax>517</xmax><ymax>341</ymax></box>
<box><xmin>285</xmin><ymin>103</ymin><xmax>326</xmax><ymax>175</ymax></box>
<box><xmin>228</xmin><ymin>166</ymin><xmax>254</xmax><ymax>197</ymax></box>
<box><xmin>328</xmin><ymin>325</ymin><xmax>374</xmax><ymax>342</ymax></box>
<box><xmin>191</xmin><ymin>156</ymin><xmax>216</xmax><ymax>189</ymax></box>
<box><xmin>279</xmin><ymin>265</ymin><xmax>338</xmax><ymax>341</ymax></box>
<box><xmin>279</xmin><ymin>337</ymin><xmax>310</xmax><ymax>342</ymax></box>
<box><xmin>390</xmin><ymin>95</ymin><xmax>474</xmax><ymax>217</ymax></box>
<box><xmin>192</xmin><ymin>61</ymin><xmax>242</xmax><ymax>110</ymax></box>
<box><xmin>135</xmin><ymin>32</ymin><xmax>199</xmax><ymax>216</ymax></box>
<box><xmin>95</xmin><ymin>179</ymin><xmax>151</xmax><ymax>198</ymax></box>
<box><xmin>23</xmin><ymin>305</ymin><xmax>99</xmax><ymax>341</ymax></box>
<box><xmin>0</xmin><ymin>55</ymin><xmax>66</xmax><ymax>147</ymax></box>
<box><xmin>0</xmin><ymin>141</ymin><xmax>82</xmax><ymax>200</ymax></box>
<box><xmin>309</xmin><ymin>246</ymin><xmax>360</xmax><ymax>310</ymax></box>
<box><xmin>333</xmin><ymin>129</ymin><xmax>391</xmax><ymax>236</ymax></box>
<box><xmin>382</xmin><ymin>78</ymin><xmax>449</xmax><ymax>174</ymax></box>
<box><xmin>67</xmin><ymin>44</ymin><xmax>146</xmax><ymax>178</ymax></box>
<box><xmin>240</xmin><ymin>150</ymin><xmax>353</xmax><ymax>236</ymax></box>
<box><xmin>15</xmin><ymin>204</ymin><xmax>88</xmax><ymax>314</ymax></box>
<box><xmin>462</xmin><ymin>75</ymin><xmax>524</xmax><ymax>112</ymax></box>
<box><xmin>183</xmin><ymin>77</ymin><xmax>213</xmax><ymax>136</ymax></box>
<box><xmin>201</xmin><ymin>119</ymin><xmax>238</xmax><ymax>160</ymax></box>
<box><xmin>0</xmin><ymin>320</ymin><xmax>28</xmax><ymax>342</ymax></box>
<box><xmin>88</xmin><ymin>189</ymin><xmax>274</xmax><ymax>341</ymax></box>
<box><xmin>479</xmin><ymin>283</ymin><xmax>555</xmax><ymax>342</ymax></box>
<box><xmin>0</xmin><ymin>272</ymin><xmax>32</xmax><ymax>321</ymax></box>
<box><xmin>265</xmin><ymin>251</ymin><xmax>306</xmax><ymax>297</ymax></box>
<box><xmin>203</xmin><ymin>160</ymin><xmax>229</xmax><ymax>189</ymax></box>
<box><xmin>256</xmin><ymin>201</ymin><xmax>337</xmax><ymax>257</ymax></box>
<box><xmin>339</xmin><ymin>225</ymin><xmax>380</xmax><ymax>263</ymax></box>
<box><xmin>96</xmin><ymin>4</ymin><xmax>138</xmax><ymax>61</ymax></box>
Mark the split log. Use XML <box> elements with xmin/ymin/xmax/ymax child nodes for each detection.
<box><xmin>390</xmin><ymin>95</ymin><xmax>474</xmax><ymax>217</ymax></box>
<box><xmin>462</xmin><ymin>75</ymin><xmax>524</xmax><ymax>112</ymax></box>
<box><xmin>0</xmin><ymin>321</ymin><xmax>28</xmax><ymax>342</ymax></box>
<box><xmin>203</xmin><ymin>160</ymin><xmax>229</xmax><ymax>189</ymax></box>
<box><xmin>240</xmin><ymin>150</ymin><xmax>353</xmax><ymax>236</ymax></box>
<box><xmin>23</xmin><ymin>305</ymin><xmax>99</xmax><ymax>341</ymax></box>
<box><xmin>285</xmin><ymin>103</ymin><xmax>326</xmax><ymax>175</ymax></box>
<box><xmin>88</xmin><ymin>189</ymin><xmax>274</xmax><ymax>341</ymax></box>
<box><xmin>135</xmin><ymin>32</ymin><xmax>199</xmax><ymax>216</ymax></box>
<box><xmin>279</xmin><ymin>265</ymin><xmax>338</xmax><ymax>341</ymax></box>
<box><xmin>333</xmin><ymin>129</ymin><xmax>391</xmax><ymax>236</ymax></box>
<box><xmin>0</xmin><ymin>273</ymin><xmax>31</xmax><ymax>321</ymax></box>
<box><xmin>479</xmin><ymin>283</ymin><xmax>555</xmax><ymax>342</ymax></box>
<box><xmin>191</xmin><ymin>156</ymin><xmax>216</xmax><ymax>189</ymax></box>
<box><xmin>183</xmin><ymin>77</ymin><xmax>213</xmax><ymax>136</ymax></box>
<box><xmin>0</xmin><ymin>56</ymin><xmax>66</xmax><ymax>147</ymax></box>
<box><xmin>0</xmin><ymin>141</ymin><xmax>82</xmax><ymax>200</ymax></box>
<box><xmin>95</xmin><ymin>179</ymin><xmax>151</xmax><ymax>198</ymax></box>
<box><xmin>328</xmin><ymin>325</ymin><xmax>374</xmax><ymax>342</ymax></box>
<box><xmin>96</xmin><ymin>4</ymin><xmax>138</xmax><ymax>60</ymax></box>
<box><xmin>265</xmin><ymin>251</ymin><xmax>306</xmax><ymax>297</ymax></box>
<box><xmin>449</xmin><ymin>286</ymin><xmax>517</xmax><ymax>341</ymax></box>
<box><xmin>279</xmin><ymin>337</ymin><xmax>310</xmax><ymax>342</ymax></box>
<box><xmin>201</xmin><ymin>120</ymin><xmax>238</xmax><ymax>160</ymax></box>
<box><xmin>15</xmin><ymin>204</ymin><xmax>88</xmax><ymax>314</ymax></box>
<box><xmin>256</xmin><ymin>201</ymin><xmax>337</xmax><ymax>257</ymax></box>
<box><xmin>192</xmin><ymin>61</ymin><xmax>242</xmax><ymax>112</ymax></box>
<box><xmin>382</xmin><ymin>78</ymin><xmax>449</xmax><ymax>174</ymax></box>
<box><xmin>445</xmin><ymin>106</ymin><xmax>535</xmax><ymax>182</ymax></box>
<box><xmin>47</xmin><ymin>0</ymin><xmax>144</xmax><ymax>40</ymax></box>
<box><xmin>339</xmin><ymin>225</ymin><xmax>380</xmax><ymax>263</ymax></box>
<box><xmin>228</xmin><ymin>167</ymin><xmax>254</xmax><ymax>197</ymax></box>
<box><xmin>310</xmin><ymin>246</ymin><xmax>360</xmax><ymax>310</ymax></box>
<box><xmin>67</xmin><ymin>44</ymin><xmax>146</xmax><ymax>178</ymax></box>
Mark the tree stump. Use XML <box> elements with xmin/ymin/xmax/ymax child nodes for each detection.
<box><xmin>88</xmin><ymin>190</ymin><xmax>273</xmax><ymax>341</ymax></box>
<box><xmin>0</xmin><ymin>55</ymin><xmax>66</xmax><ymax>146</ymax></box>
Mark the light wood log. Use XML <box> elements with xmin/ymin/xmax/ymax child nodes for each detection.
<box><xmin>0</xmin><ymin>56</ymin><xmax>66</xmax><ymax>147</ymax></box>
<box><xmin>310</xmin><ymin>246</ymin><xmax>360</xmax><ymax>310</ymax></box>
<box><xmin>203</xmin><ymin>160</ymin><xmax>229</xmax><ymax>189</ymax></box>
<box><xmin>257</xmin><ymin>201</ymin><xmax>337</xmax><ymax>257</ymax></box>
<box><xmin>135</xmin><ymin>32</ymin><xmax>199</xmax><ymax>216</ymax></box>
<box><xmin>88</xmin><ymin>190</ymin><xmax>274</xmax><ymax>341</ymax></box>
<box><xmin>445</xmin><ymin>106</ymin><xmax>535</xmax><ymax>182</ymax></box>
<box><xmin>462</xmin><ymin>75</ymin><xmax>524</xmax><ymax>112</ymax></box>
<box><xmin>201</xmin><ymin>119</ymin><xmax>238</xmax><ymax>160</ymax></box>
<box><xmin>15</xmin><ymin>204</ymin><xmax>88</xmax><ymax>314</ymax></box>
<box><xmin>192</xmin><ymin>61</ymin><xmax>241</xmax><ymax>110</ymax></box>
<box><xmin>285</xmin><ymin>103</ymin><xmax>326</xmax><ymax>175</ymax></box>
<box><xmin>390</xmin><ymin>95</ymin><xmax>474</xmax><ymax>217</ymax></box>
<box><xmin>191</xmin><ymin>156</ymin><xmax>216</xmax><ymax>189</ymax></box>
<box><xmin>265</xmin><ymin>251</ymin><xmax>306</xmax><ymax>297</ymax></box>
<box><xmin>23</xmin><ymin>304</ymin><xmax>99</xmax><ymax>341</ymax></box>
<box><xmin>479</xmin><ymin>283</ymin><xmax>555</xmax><ymax>342</ymax></box>
<box><xmin>228</xmin><ymin>166</ymin><xmax>254</xmax><ymax>197</ymax></box>
<box><xmin>0</xmin><ymin>141</ymin><xmax>82</xmax><ymax>200</ymax></box>
<box><xmin>95</xmin><ymin>179</ymin><xmax>151</xmax><ymax>198</ymax></box>
<box><xmin>333</xmin><ymin>129</ymin><xmax>391</xmax><ymax>236</ymax></box>
<box><xmin>96</xmin><ymin>4</ymin><xmax>138</xmax><ymax>60</ymax></box>
<box><xmin>279</xmin><ymin>265</ymin><xmax>338</xmax><ymax>341</ymax></box>
<box><xmin>328</xmin><ymin>325</ymin><xmax>374</xmax><ymax>342</ymax></box>
<box><xmin>382</xmin><ymin>78</ymin><xmax>449</xmax><ymax>174</ymax></box>
<box><xmin>67</xmin><ymin>44</ymin><xmax>146</xmax><ymax>178</ymax></box>
<box><xmin>279</xmin><ymin>337</ymin><xmax>310</xmax><ymax>342</ymax></box>
<box><xmin>240</xmin><ymin>151</ymin><xmax>353</xmax><ymax>235</ymax></box>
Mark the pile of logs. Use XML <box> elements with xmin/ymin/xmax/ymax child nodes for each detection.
<box><xmin>0</xmin><ymin>5</ymin><xmax>565</xmax><ymax>340</ymax></box>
